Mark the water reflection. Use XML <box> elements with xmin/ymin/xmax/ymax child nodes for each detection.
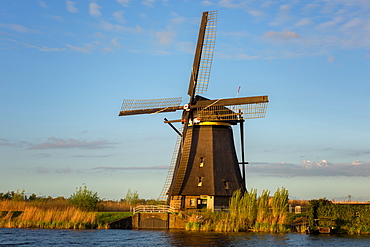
<box><xmin>2</xmin><ymin>228</ymin><xmax>370</xmax><ymax>246</ymax></box>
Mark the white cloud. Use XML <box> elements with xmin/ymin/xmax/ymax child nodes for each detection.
<box><xmin>327</xmin><ymin>55</ymin><xmax>335</xmax><ymax>63</ymax></box>
<box><xmin>94</xmin><ymin>165</ymin><xmax>168</xmax><ymax>171</ymax></box>
<box><xmin>8</xmin><ymin>39</ymin><xmax>66</xmax><ymax>52</ymax></box>
<box><xmin>317</xmin><ymin>16</ymin><xmax>344</xmax><ymax>29</ymax></box>
<box><xmin>264</xmin><ymin>30</ymin><xmax>301</xmax><ymax>40</ymax></box>
<box><xmin>29</xmin><ymin>137</ymin><xmax>118</xmax><ymax>150</ymax></box>
<box><xmin>89</xmin><ymin>2</ymin><xmax>102</xmax><ymax>17</ymax></box>
<box><xmin>95</xmin><ymin>32</ymin><xmax>106</xmax><ymax>39</ymax></box>
<box><xmin>340</xmin><ymin>17</ymin><xmax>363</xmax><ymax>30</ymax></box>
<box><xmin>219</xmin><ymin>0</ymin><xmax>242</xmax><ymax>9</ymax></box>
<box><xmin>116</xmin><ymin>0</ymin><xmax>130</xmax><ymax>7</ymax></box>
<box><xmin>0</xmin><ymin>138</ymin><xmax>12</xmax><ymax>146</ymax></box>
<box><xmin>0</xmin><ymin>23</ymin><xmax>39</xmax><ymax>33</ymax></box>
<box><xmin>261</xmin><ymin>0</ymin><xmax>278</xmax><ymax>8</ymax></box>
<box><xmin>65</xmin><ymin>43</ymin><xmax>96</xmax><ymax>53</ymax></box>
<box><xmin>279</xmin><ymin>3</ymin><xmax>291</xmax><ymax>12</ymax></box>
<box><xmin>142</xmin><ymin>0</ymin><xmax>155</xmax><ymax>8</ymax></box>
<box><xmin>248</xmin><ymin>9</ymin><xmax>264</xmax><ymax>17</ymax></box>
<box><xmin>219</xmin><ymin>52</ymin><xmax>259</xmax><ymax>60</ymax></box>
<box><xmin>201</xmin><ymin>0</ymin><xmax>213</xmax><ymax>6</ymax></box>
<box><xmin>155</xmin><ymin>31</ymin><xmax>175</xmax><ymax>45</ymax></box>
<box><xmin>66</xmin><ymin>0</ymin><xmax>78</xmax><ymax>13</ymax></box>
<box><xmin>38</xmin><ymin>1</ymin><xmax>49</xmax><ymax>8</ymax></box>
<box><xmin>113</xmin><ymin>11</ymin><xmax>126</xmax><ymax>24</ymax></box>
<box><xmin>248</xmin><ymin>160</ymin><xmax>370</xmax><ymax>177</ymax></box>
<box><xmin>111</xmin><ymin>38</ymin><xmax>120</xmax><ymax>47</ymax></box>
<box><xmin>99</xmin><ymin>21</ymin><xmax>142</xmax><ymax>33</ymax></box>
<box><xmin>295</xmin><ymin>18</ymin><xmax>313</xmax><ymax>27</ymax></box>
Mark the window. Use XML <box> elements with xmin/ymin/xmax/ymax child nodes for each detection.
<box><xmin>200</xmin><ymin>157</ymin><xmax>204</xmax><ymax>167</ymax></box>
<box><xmin>198</xmin><ymin>177</ymin><xmax>203</xmax><ymax>187</ymax></box>
<box><xmin>223</xmin><ymin>181</ymin><xmax>229</xmax><ymax>190</ymax></box>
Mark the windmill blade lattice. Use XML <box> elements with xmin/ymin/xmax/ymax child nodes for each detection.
<box><xmin>197</xmin><ymin>102</ymin><xmax>268</xmax><ymax>121</ymax></box>
<box><xmin>119</xmin><ymin>97</ymin><xmax>183</xmax><ymax>116</ymax></box>
<box><xmin>194</xmin><ymin>10</ymin><xmax>217</xmax><ymax>95</ymax></box>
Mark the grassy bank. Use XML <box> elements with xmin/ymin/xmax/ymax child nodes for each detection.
<box><xmin>0</xmin><ymin>199</ymin><xmax>132</xmax><ymax>229</ymax></box>
<box><xmin>0</xmin><ymin>209</ymin><xmax>132</xmax><ymax>229</ymax></box>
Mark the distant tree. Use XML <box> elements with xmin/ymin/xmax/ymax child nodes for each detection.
<box><xmin>0</xmin><ymin>189</ymin><xmax>27</xmax><ymax>201</ymax></box>
<box><xmin>28</xmin><ymin>193</ymin><xmax>38</xmax><ymax>201</ymax></box>
<box><xmin>121</xmin><ymin>188</ymin><xmax>140</xmax><ymax>207</ymax></box>
<box><xmin>69</xmin><ymin>184</ymin><xmax>100</xmax><ymax>211</ymax></box>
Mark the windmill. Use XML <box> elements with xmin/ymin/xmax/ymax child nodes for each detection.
<box><xmin>119</xmin><ymin>11</ymin><xmax>268</xmax><ymax>211</ymax></box>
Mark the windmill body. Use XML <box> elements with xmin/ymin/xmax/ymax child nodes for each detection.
<box><xmin>119</xmin><ymin>11</ymin><xmax>268</xmax><ymax>211</ymax></box>
<box><xmin>168</xmin><ymin>122</ymin><xmax>244</xmax><ymax>210</ymax></box>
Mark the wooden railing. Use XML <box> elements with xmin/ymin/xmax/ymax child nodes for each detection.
<box><xmin>133</xmin><ymin>205</ymin><xmax>176</xmax><ymax>214</ymax></box>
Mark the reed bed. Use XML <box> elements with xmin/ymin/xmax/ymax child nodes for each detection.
<box><xmin>0</xmin><ymin>205</ymin><xmax>97</xmax><ymax>229</ymax></box>
<box><xmin>0</xmin><ymin>199</ymin><xmax>133</xmax><ymax>229</ymax></box>
<box><xmin>0</xmin><ymin>198</ymin><xmax>70</xmax><ymax>211</ymax></box>
<box><xmin>186</xmin><ymin>187</ymin><xmax>290</xmax><ymax>233</ymax></box>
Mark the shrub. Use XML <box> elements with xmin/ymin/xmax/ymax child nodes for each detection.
<box><xmin>69</xmin><ymin>185</ymin><xmax>100</xmax><ymax>211</ymax></box>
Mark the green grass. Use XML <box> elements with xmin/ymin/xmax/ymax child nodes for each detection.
<box><xmin>96</xmin><ymin>212</ymin><xmax>133</xmax><ymax>225</ymax></box>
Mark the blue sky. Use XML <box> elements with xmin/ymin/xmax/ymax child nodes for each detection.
<box><xmin>1</xmin><ymin>0</ymin><xmax>370</xmax><ymax>201</ymax></box>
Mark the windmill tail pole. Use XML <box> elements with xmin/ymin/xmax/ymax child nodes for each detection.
<box><xmin>164</xmin><ymin>118</ymin><xmax>182</xmax><ymax>136</ymax></box>
<box><xmin>240</xmin><ymin>118</ymin><xmax>247</xmax><ymax>191</ymax></box>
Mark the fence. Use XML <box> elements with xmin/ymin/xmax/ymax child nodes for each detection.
<box><xmin>133</xmin><ymin>205</ymin><xmax>176</xmax><ymax>214</ymax></box>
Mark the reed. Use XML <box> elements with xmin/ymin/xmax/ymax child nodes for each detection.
<box><xmin>0</xmin><ymin>205</ymin><xmax>97</xmax><ymax>229</ymax></box>
<box><xmin>184</xmin><ymin>187</ymin><xmax>290</xmax><ymax>233</ymax></box>
<box><xmin>271</xmin><ymin>187</ymin><xmax>289</xmax><ymax>224</ymax></box>
<box><xmin>256</xmin><ymin>189</ymin><xmax>270</xmax><ymax>223</ymax></box>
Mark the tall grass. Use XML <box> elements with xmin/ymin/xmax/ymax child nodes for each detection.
<box><xmin>0</xmin><ymin>199</ymin><xmax>133</xmax><ymax>229</ymax></box>
<box><xmin>0</xmin><ymin>206</ymin><xmax>97</xmax><ymax>229</ymax></box>
<box><xmin>186</xmin><ymin>187</ymin><xmax>290</xmax><ymax>233</ymax></box>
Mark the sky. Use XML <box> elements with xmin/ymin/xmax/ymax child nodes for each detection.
<box><xmin>1</xmin><ymin>0</ymin><xmax>370</xmax><ymax>201</ymax></box>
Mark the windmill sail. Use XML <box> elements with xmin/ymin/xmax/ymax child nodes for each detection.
<box><xmin>119</xmin><ymin>97</ymin><xmax>182</xmax><ymax>116</ymax></box>
<box><xmin>194</xmin><ymin>96</ymin><xmax>269</xmax><ymax>121</ymax></box>
<box><xmin>188</xmin><ymin>11</ymin><xmax>217</xmax><ymax>101</ymax></box>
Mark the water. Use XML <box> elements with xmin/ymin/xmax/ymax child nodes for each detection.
<box><xmin>1</xmin><ymin>228</ymin><xmax>370</xmax><ymax>246</ymax></box>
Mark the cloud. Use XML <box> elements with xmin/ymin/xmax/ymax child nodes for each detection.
<box><xmin>89</xmin><ymin>2</ymin><xmax>102</xmax><ymax>17</ymax></box>
<box><xmin>219</xmin><ymin>0</ymin><xmax>243</xmax><ymax>9</ymax></box>
<box><xmin>0</xmin><ymin>138</ymin><xmax>12</xmax><ymax>146</ymax></box>
<box><xmin>201</xmin><ymin>0</ymin><xmax>213</xmax><ymax>6</ymax></box>
<box><xmin>94</xmin><ymin>165</ymin><xmax>168</xmax><ymax>171</ymax></box>
<box><xmin>248</xmin><ymin>160</ymin><xmax>370</xmax><ymax>177</ymax></box>
<box><xmin>0</xmin><ymin>23</ymin><xmax>39</xmax><ymax>33</ymax></box>
<box><xmin>295</xmin><ymin>18</ymin><xmax>313</xmax><ymax>27</ymax></box>
<box><xmin>142</xmin><ymin>0</ymin><xmax>155</xmax><ymax>8</ymax></box>
<box><xmin>72</xmin><ymin>154</ymin><xmax>112</xmax><ymax>158</ymax></box>
<box><xmin>113</xmin><ymin>11</ymin><xmax>126</xmax><ymax>24</ymax></box>
<box><xmin>29</xmin><ymin>137</ymin><xmax>118</xmax><ymax>150</ymax></box>
<box><xmin>116</xmin><ymin>0</ymin><xmax>130</xmax><ymax>7</ymax></box>
<box><xmin>9</xmin><ymin>39</ymin><xmax>66</xmax><ymax>52</ymax></box>
<box><xmin>37</xmin><ymin>167</ymin><xmax>49</xmax><ymax>174</ymax></box>
<box><xmin>318</xmin><ymin>17</ymin><xmax>344</xmax><ymax>29</ymax></box>
<box><xmin>327</xmin><ymin>55</ymin><xmax>335</xmax><ymax>63</ymax></box>
<box><xmin>38</xmin><ymin>1</ymin><xmax>49</xmax><ymax>8</ymax></box>
<box><xmin>264</xmin><ymin>30</ymin><xmax>301</xmax><ymax>40</ymax></box>
<box><xmin>65</xmin><ymin>42</ymin><xmax>97</xmax><ymax>53</ymax></box>
<box><xmin>66</xmin><ymin>0</ymin><xmax>78</xmax><ymax>13</ymax></box>
<box><xmin>111</xmin><ymin>38</ymin><xmax>120</xmax><ymax>47</ymax></box>
<box><xmin>155</xmin><ymin>31</ymin><xmax>175</xmax><ymax>45</ymax></box>
<box><xmin>340</xmin><ymin>17</ymin><xmax>364</xmax><ymax>31</ymax></box>
<box><xmin>99</xmin><ymin>21</ymin><xmax>142</xmax><ymax>33</ymax></box>
<box><xmin>218</xmin><ymin>52</ymin><xmax>259</xmax><ymax>60</ymax></box>
<box><xmin>37</xmin><ymin>166</ymin><xmax>73</xmax><ymax>174</ymax></box>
